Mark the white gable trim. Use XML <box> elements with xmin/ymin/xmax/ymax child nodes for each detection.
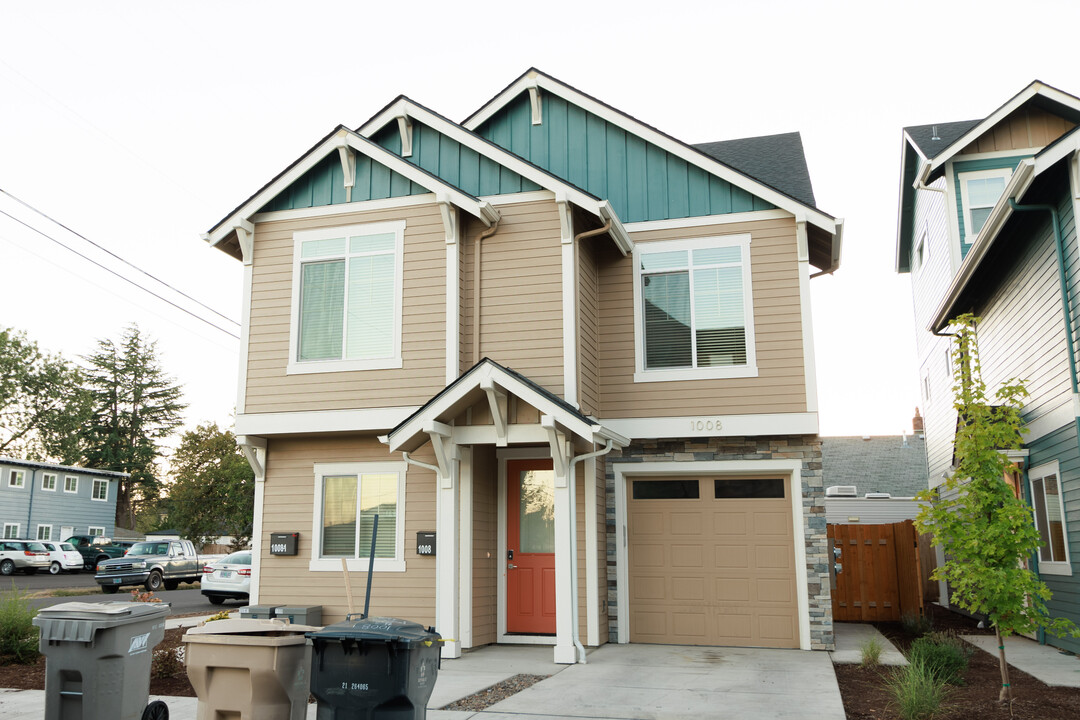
<box><xmin>462</xmin><ymin>71</ymin><xmax>839</xmax><ymax>235</ymax></box>
<box><xmin>206</xmin><ymin>127</ymin><xmax>499</xmax><ymax>248</ymax></box>
<box><xmin>357</xmin><ymin>98</ymin><xmax>632</xmax><ymax>255</ymax></box>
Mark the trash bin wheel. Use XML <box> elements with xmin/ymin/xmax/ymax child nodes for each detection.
<box><xmin>142</xmin><ymin>699</ymin><xmax>168</xmax><ymax>720</ymax></box>
<box><xmin>145</xmin><ymin>571</ymin><xmax>163</xmax><ymax>592</ymax></box>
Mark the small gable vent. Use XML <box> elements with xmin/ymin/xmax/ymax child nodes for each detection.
<box><xmin>826</xmin><ymin>485</ymin><xmax>857</xmax><ymax>497</ymax></box>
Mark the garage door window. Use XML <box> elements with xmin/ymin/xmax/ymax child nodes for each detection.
<box><xmin>714</xmin><ymin>478</ymin><xmax>785</xmax><ymax>499</ymax></box>
<box><xmin>632</xmin><ymin>479</ymin><xmax>700</xmax><ymax>499</ymax></box>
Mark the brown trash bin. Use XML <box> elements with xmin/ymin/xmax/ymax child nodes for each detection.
<box><xmin>182</xmin><ymin>618</ymin><xmax>320</xmax><ymax>720</ymax></box>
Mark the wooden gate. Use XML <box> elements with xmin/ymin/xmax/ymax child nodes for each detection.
<box><xmin>827</xmin><ymin>520</ymin><xmax>924</xmax><ymax>622</ymax></box>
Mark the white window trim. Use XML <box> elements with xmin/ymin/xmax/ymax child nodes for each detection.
<box><xmin>41</xmin><ymin>473</ymin><xmax>57</xmax><ymax>492</ymax></box>
<box><xmin>64</xmin><ymin>475</ymin><xmax>78</xmax><ymax>493</ymax></box>
<box><xmin>1029</xmin><ymin>460</ymin><xmax>1072</xmax><ymax>576</ymax></box>
<box><xmin>91</xmin><ymin>478</ymin><xmax>109</xmax><ymax>502</ymax></box>
<box><xmin>36</xmin><ymin>524</ymin><xmax>52</xmax><ymax>541</ymax></box>
<box><xmin>8</xmin><ymin>470</ymin><xmax>25</xmax><ymax>488</ymax></box>
<box><xmin>88</xmin><ymin>526</ymin><xmax>105</xmax><ymax>537</ymax></box>
<box><xmin>3</xmin><ymin>523</ymin><xmax>20</xmax><ymax>539</ymax></box>
<box><xmin>632</xmin><ymin>233</ymin><xmax>758</xmax><ymax>383</ymax></box>
<box><xmin>287</xmin><ymin>220</ymin><xmax>406</xmax><ymax>376</ymax></box>
<box><xmin>958</xmin><ymin>167</ymin><xmax>1012</xmax><ymax>245</ymax></box>
<box><xmin>309</xmin><ymin>461</ymin><xmax>407</xmax><ymax>572</ymax></box>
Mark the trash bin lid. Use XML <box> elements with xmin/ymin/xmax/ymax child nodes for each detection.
<box><xmin>307</xmin><ymin>616</ymin><xmax>441</xmax><ymax>644</ymax></box>
<box><xmin>185</xmin><ymin>618</ymin><xmax>321</xmax><ymax>636</ymax></box>
<box><xmin>37</xmin><ymin>601</ymin><xmax>169</xmax><ymax>621</ymax></box>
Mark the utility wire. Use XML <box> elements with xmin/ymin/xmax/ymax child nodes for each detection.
<box><xmin>0</xmin><ymin>207</ymin><xmax>240</xmax><ymax>340</ymax></box>
<box><xmin>0</xmin><ymin>187</ymin><xmax>239</xmax><ymax>328</ymax></box>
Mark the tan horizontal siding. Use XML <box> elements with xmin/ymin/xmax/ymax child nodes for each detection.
<box><xmin>463</xmin><ymin>199</ymin><xmax>564</xmax><ymax>395</ymax></box>
<box><xmin>472</xmin><ymin>446</ymin><xmax>497</xmax><ymax>647</ymax></box>
<box><xmin>598</xmin><ymin>216</ymin><xmax>807</xmax><ymax>418</ymax></box>
<box><xmin>959</xmin><ymin>105</ymin><xmax>1076</xmax><ymax>155</ymax></box>
<box><xmin>245</xmin><ymin>204</ymin><xmax>448</xmax><ymax>414</ymax></box>
<box><xmin>579</xmin><ymin>237</ymin><xmax>601</xmax><ymax>416</ymax></box>
<box><xmin>257</xmin><ymin>435</ymin><xmax>437</xmax><ymax>626</ymax></box>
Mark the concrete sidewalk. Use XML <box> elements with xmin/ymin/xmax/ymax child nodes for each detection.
<box><xmin>963</xmin><ymin>634</ymin><xmax>1080</xmax><ymax>688</ymax></box>
<box><xmin>830</xmin><ymin>623</ymin><xmax>907</xmax><ymax>666</ymax></box>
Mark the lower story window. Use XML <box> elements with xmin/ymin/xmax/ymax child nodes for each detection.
<box><xmin>1030</xmin><ymin>461</ymin><xmax>1072</xmax><ymax>575</ymax></box>
<box><xmin>37</xmin><ymin>525</ymin><xmax>52</xmax><ymax>541</ymax></box>
<box><xmin>88</xmin><ymin>526</ymin><xmax>105</xmax><ymax>537</ymax></box>
<box><xmin>3</xmin><ymin>524</ymin><xmax>19</xmax><ymax>539</ymax></box>
<box><xmin>312</xmin><ymin>462</ymin><xmax>405</xmax><ymax>572</ymax></box>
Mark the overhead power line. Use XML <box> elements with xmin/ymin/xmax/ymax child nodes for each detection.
<box><xmin>0</xmin><ymin>205</ymin><xmax>240</xmax><ymax>340</ymax></box>
<box><xmin>0</xmin><ymin>187</ymin><xmax>239</xmax><ymax>328</ymax></box>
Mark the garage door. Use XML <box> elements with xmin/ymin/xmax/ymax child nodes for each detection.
<box><xmin>627</xmin><ymin>476</ymin><xmax>799</xmax><ymax>648</ymax></box>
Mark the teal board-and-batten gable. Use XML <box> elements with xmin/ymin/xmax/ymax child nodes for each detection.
<box><xmin>259</xmin><ymin>152</ymin><xmax>429</xmax><ymax>213</ymax></box>
<box><xmin>952</xmin><ymin>154</ymin><xmax>1030</xmax><ymax>260</ymax></box>
<box><xmin>370</xmin><ymin>121</ymin><xmax>542</xmax><ymax>197</ymax></box>
<box><xmin>474</xmin><ymin>91</ymin><xmax>775</xmax><ymax>223</ymax></box>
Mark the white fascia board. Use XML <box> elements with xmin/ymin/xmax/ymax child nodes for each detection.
<box><xmin>929</xmin><ymin>158</ymin><xmax>1037</xmax><ymax>332</ymax></box>
<box><xmin>927</xmin><ymin>83</ymin><xmax>1080</xmax><ymax>175</ymax></box>
<box><xmin>603</xmin><ymin>412</ymin><xmax>818</xmax><ymax>439</ymax></box>
<box><xmin>463</xmin><ymin>72</ymin><xmax>838</xmax><ymax>236</ymax></box>
<box><xmin>235</xmin><ymin>407</ymin><xmax>419</xmax><ymax>436</ymax></box>
<box><xmin>626</xmin><ymin>208</ymin><xmax>792</xmax><ymax>233</ymax></box>
<box><xmin>206</xmin><ymin>127</ymin><xmax>496</xmax><ymax>248</ymax></box>
<box><xmin>1034</xmin><ymin>130</ymin><xmax>1080</xmax><ymax>173</ymax></box>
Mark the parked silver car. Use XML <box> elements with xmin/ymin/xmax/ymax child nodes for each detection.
<box><xmin>0</xmin><ymin>540</ymin><xmax>51</xmax><ymax>575</ymax></box>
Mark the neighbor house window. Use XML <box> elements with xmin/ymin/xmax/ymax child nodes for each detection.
<box><xmin>3</xmin><ymin>524</ymin><xmax>19</xmax><ymax>539</ymax></box>
<box><xmin>8</xmin><ymin>470</ymin><xmax>25</xmax><ymax>488</ymax></box>
<box><xmin>37</xmin><ymin>525</ymin><xmax>52</xmax><ymax>541</ymax></box>
<box><xmin>311</xmin><ymin>462</ymin><xmax>405</xmax><ymax>572</ymax></box>
<box><xmin>288</xmin><ymin>221</ymin><xmax>405</xmax><ymax>375</ymax></box>
<box><xmin>1030</xmin><ymin>461</ymin><xmax>1072</xmax><ymax>575</ymax></box>
<box><xmin>41</xmin><ymin>473</ymin><xmax>56</xmax><ymax>491</ymax></box>
<box><xmin>88</xmin><ymin>526</ymin><xmax>105</xmax><ymax>537</ymax></box>
<box><xmin>91</xmin><ymin>479</ymin><xmax>108</xmax><ymax>501</ymax></box>
<box><xmin>633</xmin><ymin>234</ymin><xmax>757</xmax><ymax>382</ymax></box>
<box><xmin>959</xmin><ymin>168</ymin><xmax>1011</xmax><ymax>244</ymax></box>
<box><xmin>64</xmin><ymin>475</ymin><xmax>78</xmax><ymax>493</ymax></box>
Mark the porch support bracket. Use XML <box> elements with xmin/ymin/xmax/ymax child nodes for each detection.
<box><xmin>234</xmin><ymin>220</ymin><xmax>256</xmax><ymax>266</ymax></box>
<box><xmin>541</xmin><ymin>415</ymin><xmax>569</xmax><ymax>484</ymax></box>
<box><xmin>425</xmin><ymin>420</ymin><xmax>455</xmax><ymax>488</ymax></box>
<box><xmin>480</xmin><ymin>376</ymin><xmax>508</xmax><ymax>447</ymax></box>
<box><xmin>236</xmin><ymin>434</ymin><xmax>266</xmax><ymax>478</ymax></box>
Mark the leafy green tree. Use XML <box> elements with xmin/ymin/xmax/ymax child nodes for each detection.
<box><xmin>0</xmin><ymin>327</ymin><xmax>92</xmax><ymax>461</ymax></box>
<box><xmin>81</xmin><ymin>325</ymin><xmax>186</xmax><ymax>529</ymax></box>
<box><xmin>166</xmin><ymin>422</ymin><xmax>254</xmax><ymax>551</ymax></box>
<box><xmin>916</xmin><ymin>314</ymin><xmax>1078</xmax><ymax>711</ymax></box>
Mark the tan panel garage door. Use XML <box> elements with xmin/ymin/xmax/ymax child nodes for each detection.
<box><xmin>628</xmin><ymin>477</ymin><xmax>799</xmax><ymax>648</ymax></box>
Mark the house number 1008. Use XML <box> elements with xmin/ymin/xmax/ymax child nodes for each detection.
<box><xmin>690</xmin><ymin>419</ymin><xmax>722</xmax><ymax>432</ymax></box>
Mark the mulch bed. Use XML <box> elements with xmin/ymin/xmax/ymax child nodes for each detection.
<box><xmin>835</xmin><ymin>605</ymin><xmax>1080</xmax><ymax>719</ymax></box>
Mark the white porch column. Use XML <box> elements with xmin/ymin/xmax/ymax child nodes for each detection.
<box><xmin>237</xmin><ymin>436</ymin><xmax>266</xmax><ymax>605</ymax></box>
<box><xmin>431</xmin><ymin>424</ymin><xmax>462</xmax><ymax>659</ymax></box>
<box><xmin>544</xmin><ymin>415</ymin><xmax>576</xmax><ymax>663</ymax></box>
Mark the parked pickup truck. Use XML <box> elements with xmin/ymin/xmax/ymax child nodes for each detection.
<box><xmin>94</xmin><ymin>539</ymin><xmax>201</xmax><ymax>593</ymax></box>
<box><xmin>64</xmin><ymin>535</ymin><xmax>128</xmax><ymax>570</ymax></box>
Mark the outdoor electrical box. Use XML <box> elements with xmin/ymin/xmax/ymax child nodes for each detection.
<box><xmin>270</xmin><ymin>532</ymin><xmax>299</xmax><ymax>556</ymax></box>
<box><xmin>416</xmin><ymin>532</ymin><xmax>436</xmax><ymax>556</ymax></box>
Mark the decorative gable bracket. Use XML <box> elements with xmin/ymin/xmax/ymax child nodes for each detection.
<box><xmin>397</xmin><ymin>116</ymin><xmax>414</xmax><ymax>157</ymax></box>
<box><xmin>336</xmin><ymin>145</ymin><xmax>356</xmax><ymax>203</ymax></box>
<box><xmin>528</xmin><ymin>84</ymin><xmax>542</xmax><ymax>125</ymax></box>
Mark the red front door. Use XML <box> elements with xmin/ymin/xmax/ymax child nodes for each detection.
<box><xmin>506</xmin><ymin>458</ymin><xmax>556</xmax><ymax>634</ymax></box>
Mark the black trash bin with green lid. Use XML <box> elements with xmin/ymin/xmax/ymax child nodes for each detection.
<box><xmin>33</xmin><ymin>601</ymin><xmax>170</xmax><ymax>720</ymax></box>
<box><xmin>307</xmin><ymin>615</ymin><xmax>443</xmax><ymax>719</ymax></box>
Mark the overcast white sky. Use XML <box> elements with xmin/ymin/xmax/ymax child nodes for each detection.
<box><xmin>2</xmin><ymin>0</ymin><xmax>1078</xmax><ymax>442</ymax></box>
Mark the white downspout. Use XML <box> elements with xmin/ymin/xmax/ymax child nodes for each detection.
<box><xmin>567</xmin><ymin>438</ymin><xmax>614</xmax><ymax>664</ymax></box>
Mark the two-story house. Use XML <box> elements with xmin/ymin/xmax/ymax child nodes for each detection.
<box><xmin>0</xmin><ymin>457</ymin><xmax>123</xmax><ymax>543</ymax></box>
<box><xmin>205</xmin><ymin>69</ymin><xmax>843</xmax><ymax>662</ymax></box>
<box><xmin>896</xmin><ymin>81</ymin><xmax>1080</xmax><ymax>653</ymax></box>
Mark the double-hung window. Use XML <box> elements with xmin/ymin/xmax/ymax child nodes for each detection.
<box><xmin>288</xmin><ymin>221</ymin><xmax>405</xmax><ymax>374</ymax></box>
<box><xmin>8</xmin><ymin>470</ymin><xmax>25</xmax><ymax>488</ymax></box>
<box><xmin>633</xmin><ymin>234</ymin><xmax>757</xmax><ymax>382</ymax></box>
<box><xmin>311</xmin><ymin>462</ymin><xmax>405</xmax><ymax>572</ymax></box>
<box><xmin>42</xmin><ymin>473</ymin><xmax>56</xmax><ymax>491</ymax></box>
<box><xmin>91</xmin><ymin>479</ymin><xmax>108</xmax><ymax>501</ymax></box>
<box><xmin>64</xmin><ymin>475</ymin><xmax>78</xmax><ymax>493</ymax></box>
<box><xmin>958</xmin><ymin>168</ymin><xmax>1011</xmax><ymax>245</ymax></box>
<box><xmin>1029</xmin><ymin>461</ymin><xmax>1072</xmax><ymax>575</ymax></box>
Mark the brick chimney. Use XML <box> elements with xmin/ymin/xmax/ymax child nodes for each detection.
<box><xmin>913</xmin><ymin>407</ymin><xmax>924</xmax><ymax>435</ymax></box>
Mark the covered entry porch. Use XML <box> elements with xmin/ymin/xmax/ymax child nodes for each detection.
<box><xmin>384</xmin><ymin>359</ymin><xmax>627</xmax><ymax>663</ymax></box>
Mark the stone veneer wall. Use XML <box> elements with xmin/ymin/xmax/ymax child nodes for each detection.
<box><xmin>604</xmin><ymin>435</ymin><xmax>833</xmax><ymax>650</ymax></box>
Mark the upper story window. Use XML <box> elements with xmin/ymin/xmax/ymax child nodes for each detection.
<box><xmin>959</xmin><ymin>168</ymin><xmax>1011</xmax><ymax>244</ymax></box>
<box><xmin>91</xmin><ymin>478</ymin><xmax>108</xmax><ymax>501</ymax></box>
<box><xmin>633</xmin><ymin>234</ymin><xmax>757</xmax><ymax>383</ymax></box>
<box><xmin>41</xmin><ymin>473</ymin><xmax>56</xmax><ymax>491</ymax></box>
<box><xmin>7</xmin><ymin>470</ymin><xmax>24</xmax><ymax>488</ymax></box>
<box><xmin>288</xmin><ymin>221</ymin><xmax>406</xmax><ymax>375</ymax></box>
<box><xmin>1030</xmin><ymin>461</ymin><xmax>1071</xmax><ymax>575</ymax></box>
<box><xmin>64</xmin><ymin>475</ymin><xmax>78</xmax><ymax>493</ymax></box>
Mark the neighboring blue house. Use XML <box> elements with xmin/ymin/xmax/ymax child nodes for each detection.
<box><xmin>896</xmin><ymin>80</ymin><xmax>1080</xmax><ymax>653</ymax></box>
<box><xmin>0</xmin><ymin>457</ymin><xmax>124</xmax><ymax>541</ymax></box>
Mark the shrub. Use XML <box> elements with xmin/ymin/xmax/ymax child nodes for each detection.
<box><xmin>886</xmin><ymin>657</ymin><xmax>949</xmax><ymax>720</ymax></box>
<box><xmin>129</xmin><ymin>589</ymin><xmax>162</xmax><ymax>603</ymax></box>
<box><xmin>901</xmin><ymin>611</ymin><xmax>933</xmax><ymax>638</ymax></box>
<box><xmin>859</xmin><ymin>635</ymin><xmax>883</xmax><ymax>666</ymax></box>
<box><xmin>0</xmin><ymin>584</ymin><xmax>40</xmax><ymax>665</ymax></box>
<box><xmin>152</xmin><ymin>646</ymin><xmax>185</xmax><ymax>679</ymax></box>
<box><xmin>205</xmin><ymin>610</ymin><xmax>231</xmax><ymax>622</ymax></box>
<box><xmin>908</xmin><ymin>635</ymin><xmax>971</xmax><ymax>685</ymax></box>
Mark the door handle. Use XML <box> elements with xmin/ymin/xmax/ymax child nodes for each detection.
<box><xmin>507</xmin><ymin>563</ymin><xmax>517</xmax><ymax>569</ymax></box>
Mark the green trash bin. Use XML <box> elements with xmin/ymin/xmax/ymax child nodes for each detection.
<box><xmin>33</xmin><ymin>601</ymin><xmax>170</xmax><ymax>720</ymax></box>
<box><xmin>307</xmin><ymin>616</ymin><xmax>442</xmax><ymax>719</ymax></box>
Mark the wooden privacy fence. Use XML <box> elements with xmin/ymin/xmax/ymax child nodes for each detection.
<box><xmin>827</xmin><ymin>520</ymin><xmax>925</xmax><ymax>622</ymax></box>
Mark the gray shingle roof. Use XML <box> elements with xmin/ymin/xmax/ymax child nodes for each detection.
<box><xmin>821</xmin><ymin>436</ymin><xmax>929</xmax><ymax>497</ymax></box>
<box><xmin>693</xmin><ymin>132</ymin><xmax>816</xmax><ymax>209</ymax></box>
<box><xmin>904</xmin><ymin>120</ymin><xmax>980</xmax><ymax>160</ymax></box>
